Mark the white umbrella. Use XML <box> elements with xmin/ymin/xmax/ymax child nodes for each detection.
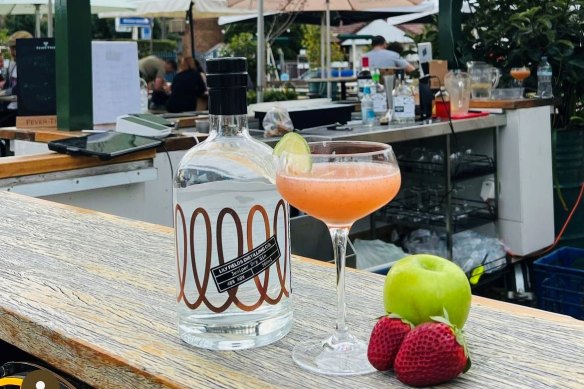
<box><xmin>227</xmin><ymin>0</ymin><xmax>426</xmax><ymax>100</ymax></box>
<box><xmin>99</xmin><ymin>0</ymin><xmax>251</xmax><ymax>19</ymax></box>
<box><xmin>0</xmin><ymin>0</ymin><xmax>136</xmax><ymax>37</ymax></box>
<box><xmin>99</xmin><ymin>1</ymin><xmax>254</xmax><ymax>65</ymax></box>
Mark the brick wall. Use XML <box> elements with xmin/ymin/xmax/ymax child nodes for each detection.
<box><xmin>182</xmin><ymin>18</ymin><xmax>223</xmax><ymax>56</ymax></box>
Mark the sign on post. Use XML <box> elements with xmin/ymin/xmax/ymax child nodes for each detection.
<box><xmin>141</xmin><ymin>27</ymin><xmax>152</xmax><ymax>40</ymax></box>
<box><xmin>118</xmin><ymin>17</ymin><xmax>151</xmax><ymax>28</ymax></box>
<box><xmin>115</xmin><ymin>18</ymin><xmax>132</xmax><ymax>33</ymax></box>
<box><xmin>17</xmin><ymin>38</ymin><xmax>57</xmax><ymax>117</ymax></box>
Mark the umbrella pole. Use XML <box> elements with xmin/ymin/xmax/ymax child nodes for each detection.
<box><xmin>257</xmin><ymin>0</ymin><xmax>265</xmax><ymax>103</ymax></box>
<box><xmin>320</xmin><ymin>14</ymin><xmax>325</xmax><ymax>75</ymax></box>
<box><xmin>34</xmin><ymin>4</ymin><xmax>41</xmax><ymax>37</ymax></box>
<box><xmin>188</xmin><ymin>1</ymin><xmax>195</xmax><ymax>58</ymax></box>
<box><xmin>48</xmin><ymin>0</ymin><xmax>53</xmax><ymax>37</ymax></box>
<box><xmin>326</xmin><ymin>0</ymin><xmax>331</xmax><ymax>99</ymax></box>
<box><xmin>352</xmin><ymin>41</ymin><xmax>356</xmax><ymax>75</ymax></box>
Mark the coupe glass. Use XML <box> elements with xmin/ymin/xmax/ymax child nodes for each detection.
<box><xmin>510</xmin><ymin>66</ymin><xmax>531</xmax><ymax>93</ymax></box>
<box><xmin>276</xmin><ymin>141</ymin><xmax>401</xmax><ymax>375</ymax></box>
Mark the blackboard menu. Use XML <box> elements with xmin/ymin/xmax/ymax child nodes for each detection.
<box><xmin>16</xmin><ymin>38</ymin><xmax>56</xmax><ymax>117</ymax></box>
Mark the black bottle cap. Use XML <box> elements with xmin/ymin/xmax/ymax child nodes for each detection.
<box><xmin>206</xmin><ymin>57</ymin><xmax>248</xmax><ymax>115</ymax></box>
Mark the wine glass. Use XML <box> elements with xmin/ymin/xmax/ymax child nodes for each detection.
<box><xmin>276</xmin><ymin>141</ymin><xmax>401</xmax><ymax>375</ymax></box>
<box><xmin>510</xmin><ymin>66</ymin><xmax>531</xmax><ymax>95</ymax></box>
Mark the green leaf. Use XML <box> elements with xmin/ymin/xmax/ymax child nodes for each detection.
<box><xmin>568</xmin><ymin>59</ymin><xmax>584</xmax><ymax>69</ymax></box>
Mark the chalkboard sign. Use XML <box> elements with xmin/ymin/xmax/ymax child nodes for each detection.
<box><xmin>16</xmin><ymin>38</ymin><xmax>56</xmax><ymax>117</ymax></box>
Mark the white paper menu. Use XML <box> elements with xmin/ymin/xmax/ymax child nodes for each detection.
<box><xmin>92</xmin><ymin>41</ymin><xmax>140</xmax><ymax>124</ymax></box>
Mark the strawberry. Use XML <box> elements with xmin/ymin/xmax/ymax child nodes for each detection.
<box><xmin>394</xmin><ymin>317</ymin><xmax>470</xmax><ymax>387</ymax></box>
<box><xmin>367</xmin><ymin>315</ymin><xmax>413</xmax><ymax>371</ymax></box>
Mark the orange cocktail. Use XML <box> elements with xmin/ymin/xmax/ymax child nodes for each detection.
<box><xmin>277</xmin><ymin>162</ymin><xmax>401</xmax><ymax>227</ymax></box>
<box><xmin>275</xmin><ymin>140</ymin><xmax>401</xmax><ymax>376</ymax></box>
<box><xmin>510</xmin><ymin>67</ymin><xmax>531</xmax><ymax>81</ymax></box>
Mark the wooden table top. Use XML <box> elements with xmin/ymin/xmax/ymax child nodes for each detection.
<box><xmin>0</xmin><ymin>191</ymin><xmax>582</xmax><ymax>388</ymax></box>
<box><xmin>469</xmin><ymin>97</ymin><xmax>554</xmax><ymax>109</ymax></box>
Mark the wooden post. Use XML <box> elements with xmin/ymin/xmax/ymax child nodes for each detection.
<box><xmin>55</xmin><ymin>0</ymin><xmax>93</xmax><ymax>130</ymax></box>
<box><xmin>438</xmin><ymin>0</ymin><xmax>463</xmax><ymax>68</ymax></box>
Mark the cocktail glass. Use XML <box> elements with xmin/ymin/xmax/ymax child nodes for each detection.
<box><xmin>276</xmin><ymin>141</ymin><xmax>401</xmax><ymax>375</ymax></box>
<box><xmin>510</xmin><ymin>66</ymin><xmax>531</xmax><ymax>95</ymax></box>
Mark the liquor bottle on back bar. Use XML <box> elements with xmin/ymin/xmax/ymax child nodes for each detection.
<box><xmin>357</xmin><ymin>56</ymin><xmax>372</xmax><ymax>99</ymax></box>
<box><xmin>173</xmin><ymin>57</ymin><xmax>293</xmax><ymax>350</ymax></box>
<box><xmin>392</xmin><ymin>70</ymin><xmax>415</xmax><ymax>124</ymax></box>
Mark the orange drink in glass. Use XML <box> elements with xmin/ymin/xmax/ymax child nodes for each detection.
<box><xmin>275</xmin><ymin>140</ymin><xmax>401</xmax><ymax>375</ymax></box>
<box><xmin>510</xmin><ymin>67</ymin><xmax>531</xmax><ymax>97</ymax></box>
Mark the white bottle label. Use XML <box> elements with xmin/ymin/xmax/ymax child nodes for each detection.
<box><xmin>393</xmin><ymin>95</ymin><xmax>415</xmax><ymax>118</ymax></box>
<box><xmin>174</xmin><ymin>181</ymin><xmax>291</xmax><ymax>313</ymax></box>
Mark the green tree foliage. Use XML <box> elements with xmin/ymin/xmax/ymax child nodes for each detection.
<box><xmin>92</xmin><ymin>15</ymin><xmax>117</xmax><ymax>40</ymax></box>
<box><xmin>460</xmin><ymin>0</ymin><xmax>584</xmax><ymax>128</ymax></box>
<box><xmin>407</xmin><ymin>16</ymin><xmax>439</xmax><ymax>58</ymax></box>
<box><xmin>4</xmin><ymin>15</ymin><xmax>37</xmax><ymax>36</ymax></box>
<box><xmin>221</xmin><ymin>32</ymin><xmax>257</xmax><ymax>85</ymax></box>
<box><xmin>300</xmin><ymin>25</ymin><xmax>345</xmax><ymax>68</ymax></box>
<box><xmin>222</xmin><ymin>21</ymin><xmax>303</xmax><ymax>65</ymax></box>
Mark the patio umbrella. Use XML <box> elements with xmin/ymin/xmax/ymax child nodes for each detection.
<box><xmin>99</xmin><ymin>0</ymin><xmax>250</xmax><ymax>19</ymax></box>
<box><xmin>228</xmin><ymin>0</ymin><xmax>425</xmax><ymax>99</ymax></box>
<box><xmin>99</xmin><ymin>1</ymin><xmax>254</xmax><ymax>67</ymax></box>
<box><xmin>0</xmin><ymin>0</ymin><xmax>136</xmax><ymax>37</ymax></box>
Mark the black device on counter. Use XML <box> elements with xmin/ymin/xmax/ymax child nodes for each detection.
<box><xmin>418</xmin><ymin>75</ymin><xmax>434</xmax><ymax>121</ymax></box>
<box><xmin>48</xmin><ymin>132</ymin><xmax>162</xmax><ymax>160</ymax></box>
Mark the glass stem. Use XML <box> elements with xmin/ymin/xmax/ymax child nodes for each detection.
<box><xmin>329</xmin><ymin>227</ymin><xmax>350</xmax><ymax>341</ymax></box>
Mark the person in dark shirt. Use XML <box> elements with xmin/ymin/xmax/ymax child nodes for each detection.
<box><xmin>164</xmin><ymin>59</ymin><xmax>177</xmax><ymax>83</ymax></box>
<box><xmin>166</xmin><ymin>57</ymin><xmax>207</xmax><ymax>113</ymax></box>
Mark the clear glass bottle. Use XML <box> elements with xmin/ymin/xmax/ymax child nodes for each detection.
<box><xmin>173</xmin><ymin>57</ymin><xmax>293</xmax><ymax>350</ymax></box>
<box><xmin>371</xmin><ymin>69</ymin><xmax>387</xmax><ymax>120</ymax></box>
<box><xmin>537</xmin><ymin>56</ymin><xmax>553</xmax><ymax>98</ymax></box>
<box><xmin>361</xmin><ymin>85</ymin><xmax>375</xmax><ymax>126</ymax></box>
<box><xmin>392</xmin><ymin>72</ymin><xmax>415</xmax><ymax>124</ymax></box>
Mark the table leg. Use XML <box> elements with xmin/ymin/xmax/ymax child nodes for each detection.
<box><xmin>341</xmin><ymin>82</ymin><xmax>347</xmax><ymax>100</ymax></box>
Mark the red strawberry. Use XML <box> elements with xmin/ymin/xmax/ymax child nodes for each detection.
<box><xmin>394</xmin><ymin>318</ymin><xmax>470</xmax><ymax>387</ymax></box>
<box><xmin>367</xmin><ymin>315</ymin><xmax>413</xmax><ymax>371</ymax></box>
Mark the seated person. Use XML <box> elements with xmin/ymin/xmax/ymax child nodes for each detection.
<box><xmin>164</xmin><ymin>59</ymin><xmax>177</xmax><ymax>83</ymax></box>
<box><xmin>0</xmin><ymin>30</ymin><xmax>33</xmax><ymax>127</ymax></box>
<box><xmin>366</xmin><ymin>36</ymin><xmax>415</xmax><ymax>74</ymax></box>
<box><xmin>139</xmin><ymin>55</ymin><xmax>168</xmax><ymax>110</ymax></box>
<box><xmin>166</xmin><ymin>57</ymin><xmax>207</xmax><ymax>113</ymax></box>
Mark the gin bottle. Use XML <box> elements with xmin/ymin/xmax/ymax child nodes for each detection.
<box><xmin>371</xmin><ymin>69</ymin><xmax>387</xmax><ymax>120</ymax></box>
<box><xmin>392</xmin><ymin>71</ymin><xmax>415</xmax><ymax>124</ymax></box>
<box><xmin>173</xmin><ymin>57</ymin><xmax>293</xmax><ymax>350</ymax></box>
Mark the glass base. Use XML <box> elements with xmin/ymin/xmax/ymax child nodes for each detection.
<box><xmin>292</xmin><ymin>332</ymin><xmax>376</xmax><ymax>376</ymax></box>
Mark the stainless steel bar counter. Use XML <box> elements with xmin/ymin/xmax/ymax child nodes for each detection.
<box><xmin>260</xmin><ymin>115</ymin><xmax>507</xmax><ymax>146</ymax></box>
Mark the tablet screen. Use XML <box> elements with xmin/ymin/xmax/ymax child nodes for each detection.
<box><xmin>48</xmin><ymin>132</ymin><xmax>162</xmax><ymax>159</ymax></box>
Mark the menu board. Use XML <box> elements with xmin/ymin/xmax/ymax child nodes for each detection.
<box><xmin>16</xmin><ymin>38</ymin><xmax>56</xmax><ymax>117</ymax></box>
<box><xmin>91</xmin><ymin>41</ymin><xmax>140</xmax><ymax>124</ymax></box>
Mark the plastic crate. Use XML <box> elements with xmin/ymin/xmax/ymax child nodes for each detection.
<box><xmin>533</xmin><ymin>247</ymin><xmax>584</xmax><ymax>320</ymax></box>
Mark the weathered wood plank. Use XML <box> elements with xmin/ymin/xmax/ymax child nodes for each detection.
<box><xmin>0</xmin><ymin>150</ymin><xmax>156</xmax><ymax>179</ymax></box>
<box><xmin>0</xmin><ymin>126</ymin><xmax>85</xmax><ymax>143</ymax></box>
<box><xmin>469</xmin><ymin>98</ymin><xmax>554</xmax><ymax>109</ymax></box>
<box><xmin>0</xmin><ymin>191</ymin><xmax>582</xmax><ymax>389</ymax></box>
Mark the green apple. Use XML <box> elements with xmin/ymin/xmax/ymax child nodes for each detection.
<box><xmin>383</xmin><ymin>254</ymin><xmax>472</xmax><ymax>329</ymax></box>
